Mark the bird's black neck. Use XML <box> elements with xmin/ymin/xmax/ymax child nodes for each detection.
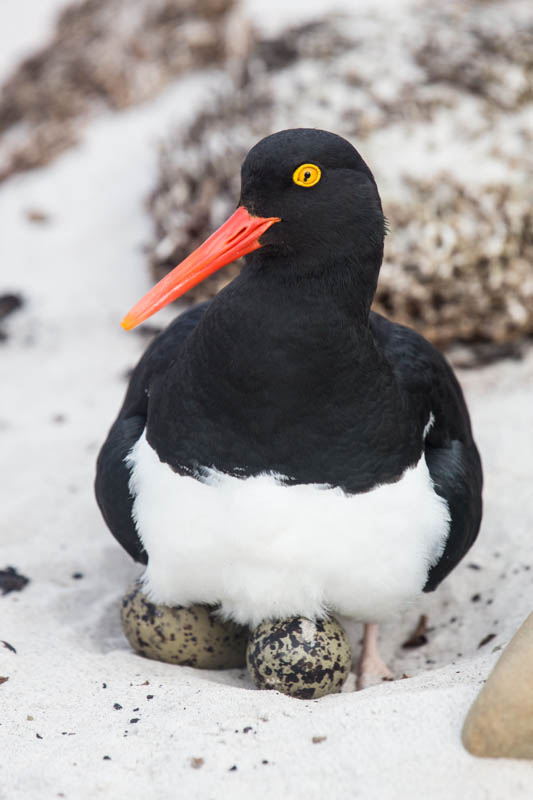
<box><xmin>244</xmin><ymin>231</ymin><xmax>383</xmax><ymax>320</ymax></box>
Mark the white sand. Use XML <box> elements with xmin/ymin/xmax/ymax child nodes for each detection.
<box><xmin>1</xmin><ymin>2</ymin><xmax>533</xmax><ymax>797</ymax></box>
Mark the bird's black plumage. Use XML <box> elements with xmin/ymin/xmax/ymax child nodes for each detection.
<box><xmin>95</xmin><ymin>128</ymin><xmax>482</xmax><ymax>600</ymax></box>
<box><xmin>95</xmin><ymin>302</ymin><xmax>209</xmax><ymax>563</ymax></box>
<box><xmin>368</xmin><ymin>313</ymin><xmax>482</xmax><ymax>589</ymax></box>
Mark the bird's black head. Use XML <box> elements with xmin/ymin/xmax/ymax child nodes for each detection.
<box><xmin>239</xmin><ymin>129</ymin><xmax>385</xmax><ymax>307</ymax></box>
<box><xmin>122</xmin><ymin>129</ymin><xmax>385</xmax><ymax>330</ymax></box>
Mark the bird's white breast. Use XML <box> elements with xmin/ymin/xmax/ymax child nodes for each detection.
<box><xmin>126</xmin><ymin>431</ymin><xmax>450</xmax><ymax>627</ymax></box>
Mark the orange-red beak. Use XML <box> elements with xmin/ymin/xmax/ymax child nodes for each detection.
<box><xmin>121</xmin><ymin>206</ymin><xmax>280</xmax><ymax>331</ymax></box>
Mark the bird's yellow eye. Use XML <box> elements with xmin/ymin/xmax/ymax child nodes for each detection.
<box><xmin>292</xmin><ymin>163</ymin><xmax>321</xmax><ymax>188</ymax></box>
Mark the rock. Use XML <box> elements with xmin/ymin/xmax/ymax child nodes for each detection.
<box><xmin>462</xmin><ymin>613</ymin><xmax>533</xmax><ymax>759</ymax></box>
<box><xmin>120</xmin><ymin>581</ymin><xmax>249</xmax><ymax>669</ymax></box>
<box><xmin>246</xmin><ymin>616</ymin><xmax>352</xmax><ymax>699</ymax></box>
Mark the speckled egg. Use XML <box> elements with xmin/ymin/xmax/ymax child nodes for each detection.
<box><xmin>120</xmin><ymin>582</ymin><xmax>249</xmax><ymax>669</ymax></box>
<box><xmin>246</xmin><ymin>616</ymin><xmax>352</xmax><ymax>699</ymax></box>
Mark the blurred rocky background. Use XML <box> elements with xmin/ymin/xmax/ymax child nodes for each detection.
<box><xmin>1</xmin><ymin>0</ymin><xmax>531</xmax><ymax>363</ymax></box>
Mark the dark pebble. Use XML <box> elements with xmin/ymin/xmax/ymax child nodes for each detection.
<box><xmin>0</xmin><ymin>294</ymin><xmax>24</xmax><ymax>322</ymax></box>
<box><xmin>0</xmin><ymin>567</ymin><xmax>30</xmax><ymax>595</ymax></box>
<box><xmin>478</xmin><ymin>633</ymin><xmax>497</xmax><ymax>648</ymax></box>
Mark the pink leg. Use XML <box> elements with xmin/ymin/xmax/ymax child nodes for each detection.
<box><xmin>357</xmin><ymin>623</ymin><xmax>393</xmax><ymax>690</ymax></box>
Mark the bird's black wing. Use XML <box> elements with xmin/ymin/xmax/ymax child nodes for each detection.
<box><xmin>369</xmin><ymin>312</ymin><xmax>483</xmax><ymax>591</ymax></box>
<box><xmin>94</xmin><ymin>302</ymin><xmax>210</xmax><ymax>563</ymax></box>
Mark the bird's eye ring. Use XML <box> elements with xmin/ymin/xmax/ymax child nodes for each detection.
<box><xmin>292</xmin><ymin>163</ymin><xmax>321</xmax><ymax>188</ymax></box>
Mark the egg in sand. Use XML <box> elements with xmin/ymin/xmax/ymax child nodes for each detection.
<box><xmin>120</xmin><ymin>582</ymin><xmax>249</xmax><ymax>669</ymax></box>
<box><xmin>246</xmin><ymin>616</ymin><xmax>352</xmax><ymax>699</ymax></box>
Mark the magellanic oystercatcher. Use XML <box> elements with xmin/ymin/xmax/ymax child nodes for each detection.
<box><xmin>95</xmin><ymin>129</ymin><xmax>482</xmax><ymax>688</ymax></box>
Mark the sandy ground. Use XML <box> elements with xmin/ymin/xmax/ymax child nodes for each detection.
<box><xmin>1</xmin><ymin>2</ymin><xmax>533</xmax><ymax>798</ymax></box>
